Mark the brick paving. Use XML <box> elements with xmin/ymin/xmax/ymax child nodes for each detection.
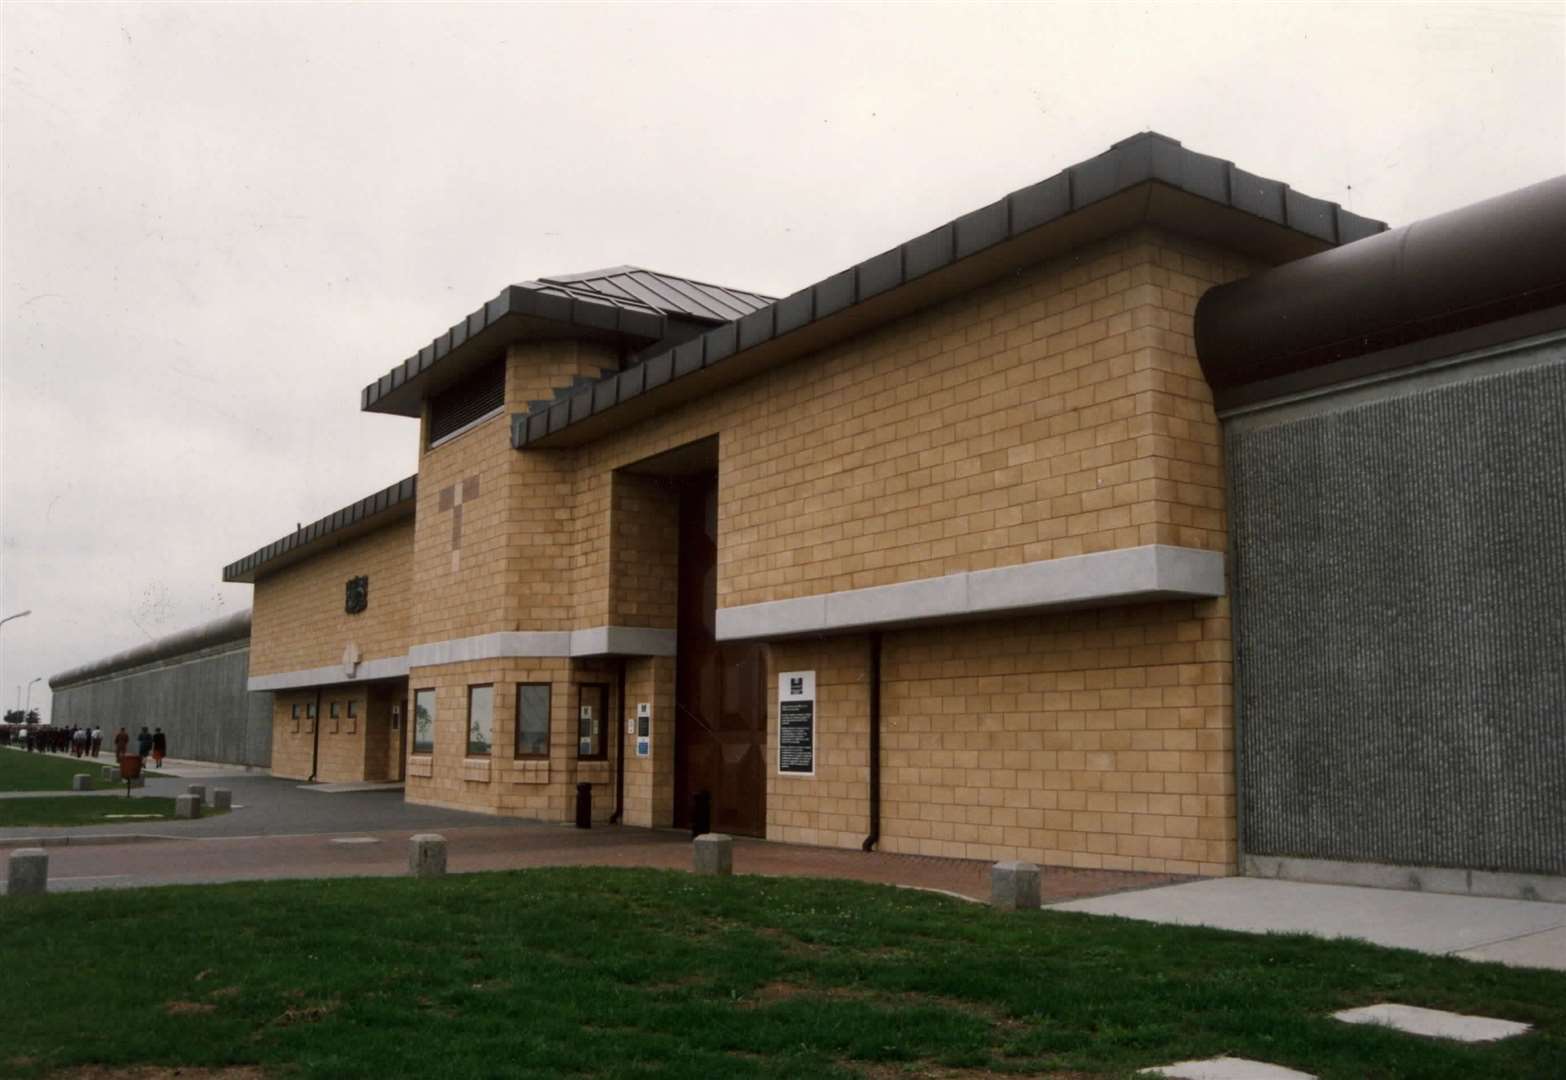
<box><xmin>1</xmin><ymin>814</ymin><xmax>1190</xmax><ymax>901</ymax></box>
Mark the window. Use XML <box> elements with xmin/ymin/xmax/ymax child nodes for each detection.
<box><xmin>427</xmin><ymin>358</ymin><xmax>504</xmax><ymax>445</ymax></box>
<box><xmin>306</xmin><ymin>702</ymin><xmax>317</xmax><ymax>720</ymax></box>
<box><xmin>291</xmin><ymin>704</ymin><xmax>300</xmax><ymax>720</ymax></box>
<box><xmin>413</xmin><ymin>688</ymin><xmax>436</xmax><ymax>754</ymax></box>
<box><xmin>329</xmin><ymin>701</ymin><xmax>340</xmax><ymax>719</ymax></box>
<box><xmin>516</xmin><ymin>683</ymin><xmax>551</xmax><ymax>758</ymax></box>
<box><xmin>467</xmin><ymin>685</ymin><xmax>494</xmax><ymax>757</ymax></box>
<box><xmin>347</xmin><ymin>700</ymin><xmax>358</xmax><ymax>719</ymax></box>
<box><xmin>577</xmin><ymin>683</ymin><xmax>608</xmax><ymax>760</ymax></box>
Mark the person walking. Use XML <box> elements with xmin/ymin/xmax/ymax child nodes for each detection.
<box><xmin>91</xmin><ymin>727</ymin><xmax>103</xmax><ymax>757</ymax></box>
<box><xmin>113</xmin><ymin>726</ymin><xmax>129</xmax><ymax>762</ymax></box>
<box><xmin>151</xmin><ymin>727</ymin><xmax>167</xmax><ymax>769</ymax></box>
<box><xmin>136</xmin><ymin>726</ymin><xmax>153</xmax><ymax>761</ymax></box>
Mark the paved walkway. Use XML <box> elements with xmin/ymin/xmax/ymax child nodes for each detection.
<box><xmin>1055</xmin><ymin>877</ymin><xmax>1566</xmax><ymax>971</ymax></box>
<box><xmin>0</xmin><ymin>817</ymin><xmax>1186</xmax><ymax>902</ymax></box>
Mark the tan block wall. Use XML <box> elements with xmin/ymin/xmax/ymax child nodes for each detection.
<box><xmin>620</xmin><ymin>655</ymin><xmax>675</xmax><ymax>828</ymax></box>
<box><xmin>270</xmin><ymin>692</ymin><xmax>315</xmax><ymax>781</ymax></box>
<box><xmin>608</xmin><ymin>472</ymin><xmax>680</xmax><ymax>629</ymax></box>
<box><xmin>765</xmin><ymin>638</ymin><xmax>872</xmax><ymax>850</ymax></box>
<box><xmin>880</xmin><ymin>599</ymin><xmax>1234</xmax><ymax>875</ymax></box>
<box><xmin>403</xmin><ymin>658</ymin><xmax>622</xmax><ymax>821</ymax></box>
<box><xmin>570</xmin><ymin>229</ymin><xmax>1248</xmax><ymax>615</ymax></box>
<box><xmin>409</xmin><ymin>341</ymin><xmax>617</xmax><ymax>646</ymax></box>
<box><xmin>315</xmin><ymin>688</ymin><xmax>370</xmax><ymax>784</ymax></box>
<box><xmin>249</xmin><ymin>518</ymin><xmax>414</xmax><ymax>677</ymax></box>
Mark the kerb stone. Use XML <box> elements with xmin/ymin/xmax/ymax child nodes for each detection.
<box><xmin>991</xmin><ymin>860</ymin><xmax>1042</xmax><ymax>910</ymax></box>
<box><xmin>409</xmin><ymin>833</ymin><xmax>447</xmax><ymax>877</ymax></box>
<box><xmin>7</xmin><ymin>849</ymin><xmax>48</xmax><ymax>897</ymax></box>
<box><xmin>693</xmin><ymin>833</ymin><xmax>733</xmax><ymax>876</ymax></box>
<box><xmin>174</xmin><ymin>794</ymin><xmax>202</xmax><ymax>819</ymax></box>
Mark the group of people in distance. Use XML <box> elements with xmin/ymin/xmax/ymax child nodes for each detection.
<box><xmin>6</xmin><ymin>723</ymin><xmax>169</xmax><ymax>767</ymax></box>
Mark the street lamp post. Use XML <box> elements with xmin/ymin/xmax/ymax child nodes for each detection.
<box><xmin>0</xmin><ymin>610</ymin><xmax>32</xmax><ymax>630</ymax></box>
<box><xmin>25</xmin><ymin>677</ymin><xmax>43</xmax><ymax>715</ymax></box>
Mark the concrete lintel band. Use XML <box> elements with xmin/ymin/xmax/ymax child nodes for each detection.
<box><xmin>246</xmin><ymin>653</ymin><xmax>411</xmax><ymax>693</ymax></box>
<box><xmin>247</xmin><ymin>625</ymin><xmax>679</xmax><ymax>692</ymax></box>
<box><xmin>714</xmin><ymin>545</ymin><xmax>1226</xmax><ymax>641</ymax></box>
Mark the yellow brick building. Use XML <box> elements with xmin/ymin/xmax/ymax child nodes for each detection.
<box><xmin>223</xmin><ymin>133</ymin><xmax>1386</xmax><ymax>876</ymax></box>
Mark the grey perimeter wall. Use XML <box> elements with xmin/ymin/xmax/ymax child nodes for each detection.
<box><xmin>51</xmin><ymin>645</ymin><xmax>272</xmax><ymax>768</ymax></box>
<box><xmin>1228</xmin><ymin>338</ymin><xmax>1565</xmax><ymax>877</ymax></box>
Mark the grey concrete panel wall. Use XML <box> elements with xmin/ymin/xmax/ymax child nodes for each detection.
<box><xmin>1228</xmin><ymin>344</ymin><xmax>1566</xmax><ymax>877</ymax></box>
<box><xmin>50</xmin><ymin>646</ymin><xmax>272</xmax><ymax>767</ymax></box>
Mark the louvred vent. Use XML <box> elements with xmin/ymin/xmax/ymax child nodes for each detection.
<box><xmin>427</xmin><ymin>359</ymin><xmax>504</xmax><ymax>444</ymax></box>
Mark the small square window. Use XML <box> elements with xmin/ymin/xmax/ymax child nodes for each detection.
<box><xmin>330</xmin><ymin>701</ymin><xmax>340</xmax><ymax>719</ymax></box>
<box><xmin>347</xmin><ymin>700</ymin><xmax>358</xmax><ymax>719</ymax></box>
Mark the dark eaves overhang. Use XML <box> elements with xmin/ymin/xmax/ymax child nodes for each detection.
<box><xmin>222</xmin><ymin>474</ymin><xmax>417</xmax><ymax>584</ymax></box>
<box><xmin>511</xmin><ymin>131</ymin><xmax>1387</xmax><ymax>450</ymax></box>
<box><xmin>1195</xmin><ymin>174</ymin><xmax>1566</xmax><ymax>411</ymax></box>
<box><xmin>360</xmin><ymin>286</ymin><xmax>671</xmax><ymax>418</ymax></box>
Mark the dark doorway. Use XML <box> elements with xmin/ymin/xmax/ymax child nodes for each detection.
<box><xmin>673</xmin><ymin>471</ymin><xmax>767</xmax><ymax>836</ymax></box>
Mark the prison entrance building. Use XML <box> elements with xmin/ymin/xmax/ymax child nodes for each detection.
<box><xmin>216</xmin><ymin>133</ymin><xmax>1564</xmax><ymax>891</ymax></box>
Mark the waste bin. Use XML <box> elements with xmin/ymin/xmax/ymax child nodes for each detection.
<box><xmin>575</xmin><ymin>782</ymin><xmax>592</xmax><ymax>829</ymax></box>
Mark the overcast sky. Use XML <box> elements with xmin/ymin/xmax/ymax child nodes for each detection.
<box><xmin>3</xmin><ymin>2</ymin><xmax>1562</xmax><ymax>721</ymax></box>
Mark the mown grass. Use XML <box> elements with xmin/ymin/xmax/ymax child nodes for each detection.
<box><xmin>0</xmin><ymin>750</ymin><xmax>179</xmax><ymax>795</ymax></box>
<box><xmin>0</xmin><ymin>868</ymin><xmax>1561</xmax><ymax>1079</ymax></box>
<box><xmin>0</xmin><ymin>795</ymin><xmax>226</xmax><ymax>828</ymax></box>
<box><xmin>0</xmin><ymin>748</ymin><xmax>121</xmax><ymax>792</ymax></box>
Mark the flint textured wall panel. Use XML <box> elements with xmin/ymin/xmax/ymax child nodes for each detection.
<box><xmin>51</xmin><ymin>646</ymin><xmax>272</xmax><ymax>767</ymax></box>
<box><xmin>1229</xmin><ymin>348</ymin><xmax>1566</xmax><ymax>876</ymax></box>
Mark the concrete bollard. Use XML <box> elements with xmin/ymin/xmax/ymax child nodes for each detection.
<box><xmin>72</xmin><ymin>773</ymin><xmax>93</xmax><ymax>792</ymax></box>
<box><xmin>174</xmin><ymin>794</ymin><xmax>202</xmax><ymax>820</ymax></box>
<box><xmin>693</xmin><ymin>833</ymin><xmax>734</xmax><ymax>876</ymax></box>
<box><xmin>7</xmin><ymin>849</ymin><xmax>49</xmax><ymax>896</ymax></box>
<box><xmin>101</xmin><ymin>765</ymin><xmax>117</xmax><ymax>782</ymax></box>
<box><xmin>990</xmin><ymin>861</ymin><xmax>1042</xmax><ymax>910</ymax></box>
<box><xmin>211</xmin><ymin>788</ymin><xmax>233</xmax><ymax>811</ymax></box>
<box><xmin>409</xmin><ymin>834</ymin><xmax>447</xmax><ymax>877</ymax></box>
<box><xmin>186</xmin><ymin>784</ymin><xmax>207</xmax><ymax>803</ymax></box>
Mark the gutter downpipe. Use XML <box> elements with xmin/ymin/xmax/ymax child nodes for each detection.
<box><xmin>862</xmin><ymin>632</ymin><xmax>882</xmax><ymax>852</ymax></box>
<box><xmin>307</xmin><ymin>687</ymin><xmax>323</xmax><ymax>783</ymax></box>
<box><xmin>609</xmin><ymin>657</ymin><xmax>627</xmax><ymax>825</ymax></box>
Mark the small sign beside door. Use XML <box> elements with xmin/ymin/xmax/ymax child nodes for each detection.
<box><xmin>778</xmin><ymin>670</ymin><xmax>815</xmax><ymax>776</ymax></box>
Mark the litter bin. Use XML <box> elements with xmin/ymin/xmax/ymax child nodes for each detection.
<box><xmin>575</xmin><ymin>782</ymin><xmax>592</xmax><ymax>829</ymax></box>
<box><xmin>119</xmin><ymin>754</ymin><xmax>143</xmax><ymax>780</ymax></box>
<box><xmin>690</xmin><ymin>790</ymin><xmax>712</xmax><ymax>838</ymax></box>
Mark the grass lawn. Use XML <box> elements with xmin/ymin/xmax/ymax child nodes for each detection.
<box><xmin>0</xmin><ymin>795</ymin><xmax>227</xmax><ymax>828</ymax></box>
<box><xmin>0</xmin><ymin>749</ymin><xmax>177</xmax><ymax>791</ymax></box>
<box><xmin>0</xmin><ymin>869</ymin><xmax>1561</xmax><ymax>1079</ymax></box>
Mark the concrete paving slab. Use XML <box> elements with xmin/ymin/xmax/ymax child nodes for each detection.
<box><xmin>1053</xmin><ymin>877</ymin><xmax>1566</xmax><ymax>966</ymax></box>
<box><xmin>1332</xmin><ymin>1003</ymin><xmax>1531</xmax><ymax>1042</ymax></box>
<box><xmin>1454</xmin><ymin>925</ymin><xmax>1566</xmax><ymax>970</ymax></box>
<box><xmin>1141</xmin><ymin>1057</ymin><xmax>1315</xmax><ymax>1079</ymax></box>
<box><xmin>304</xmin><ymin>782</ymin><xmax>406</xmax><ymax>793</ymax></box>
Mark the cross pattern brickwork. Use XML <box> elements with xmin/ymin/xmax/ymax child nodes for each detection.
<box><xmin>437</xmin><ymin>475</ymin><xmax>481</xmax><ymax>573</ymax></box>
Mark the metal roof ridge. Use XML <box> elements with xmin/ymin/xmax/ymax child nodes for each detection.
<box><xmin>511</xmin><ymin>130</ymin><xmax>1390</xmax><ymax>450</ymax></box>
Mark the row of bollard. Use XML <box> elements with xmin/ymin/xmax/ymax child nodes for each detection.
<box><xmin>10</xmin><ymin>828</ymin><xmax>1040</xmax><ymax>908</ymax></box>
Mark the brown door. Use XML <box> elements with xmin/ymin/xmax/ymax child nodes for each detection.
<box><xmin>674</xmin><ymin>473</ymin><xmax>767</xmax><ymax>835</ymax></box>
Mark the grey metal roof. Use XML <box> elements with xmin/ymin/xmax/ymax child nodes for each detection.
<box><xmin>222</xmin><ymin>474</ymin><xmax>417</xmax><ymax>584</ymax></box>
<box><xmin>360</xmin><ymin>268</ymin><xmax>772</xmax><ymax>417</ymax></box>
<box><xmin>512</xmin><ymin>131</ymin><xmax>1389</xmax><ymax>450</ymax></box>
<box><xmin>51</xmin><ymin>609</ymin><xmax>253</xmax><ymax>690</ymax></box>
<box><xmin>535</xmin><ymin>267</ymin><xmax>773</xmax><ymax>324</ymax></box>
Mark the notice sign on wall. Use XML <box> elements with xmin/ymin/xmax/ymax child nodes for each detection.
<box><xmin>778</xmin><ymin>670</ymin><xmax>816</xmax><ymax>776</ymax></box>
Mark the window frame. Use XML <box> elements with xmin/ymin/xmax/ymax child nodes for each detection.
<box><xmin>466</xmin><ymin>684</ymin><xmax>495</xmax><ymax>758</ymax></box>
<box><xmin>514</xmin><ymin>682</ymin><xmax>551</xmax><ymax>760</ymax></box>
<box><xmin>412</xmin><ymin>687</ymin><xmax>436</xmax><ymax>755</ymax></box>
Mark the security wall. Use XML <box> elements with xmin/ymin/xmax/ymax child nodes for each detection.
<box><xmin>1228</xmin><ymin>336</ymin><xmax>1566</xmax><ymax>876</ymax></box>
<box><xmin>50</xmin><ymin>644</ymin><xmax>273</xmax><ymax>767</ymax></box>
